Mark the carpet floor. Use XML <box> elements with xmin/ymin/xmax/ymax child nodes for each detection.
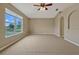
<box><xmin>1</xmin><ymin>34</ymin><xmax>79</xmax><ymax>55</ymax></box>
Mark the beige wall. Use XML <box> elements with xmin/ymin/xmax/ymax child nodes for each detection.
<box><xmin>54</xmin><ymin>4</ymin><xmax>79</xmax><ymax>46</ymax></box>
<box><xmin>0</xmin><ymin>3</ymin><xmax>30</xmax><ymax>50</ymax></box>
<box><xmin>62</xmin><ymin>4</ymin><xmax>79</xmax><ymax>45</ymax></box>
<box><xmin>29</xmin><ymin>18</ymin><xmax>54</xmax><ymax>34</ymax></box>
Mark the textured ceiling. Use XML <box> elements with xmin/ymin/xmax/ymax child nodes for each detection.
<box><xmin>12</xmin><ymin>3</ymin><xmax>74</xmax><ymax>18</ymax></box>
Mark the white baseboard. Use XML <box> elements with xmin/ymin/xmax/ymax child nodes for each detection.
<box><xmin>53</xmin><ymin>33</ymin><xmax>60</xmax><ymax>37</ymax></box>
<box><xmin>31</xmin><ymin>33</ymin><xmax>54</xmax><ymax>35</ymax></box>
<box><xmin>64</xmin><ymin>38</ymin><xmax>79</xmax><ymax>47</ymax></box>
<box><xmin>0</xmin><ymin>39</ymin><xmax>20</xmax><ymax>51</ymax></box>
<box><xmin>0</xmin><ymin>34</ymin><xmax>28</xmax><ymax>51</ymax></box>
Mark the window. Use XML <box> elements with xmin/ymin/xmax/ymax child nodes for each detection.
<box><xmin>5</xmin><ymin>9</ymin><xmax>23</xmax><ymax>38</ymax></box>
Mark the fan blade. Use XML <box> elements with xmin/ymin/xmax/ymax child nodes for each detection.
<box><xmin>33</xmin><ymin>5</ymin><xmax>40</xmax><ymax>7</ymax></box>
<box><xmin>45</xmin><ymin>3</ymin><xmax>52</xmax><ymax>6</ymax></box>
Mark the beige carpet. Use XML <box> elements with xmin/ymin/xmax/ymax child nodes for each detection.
<box><xmin>0</xmin><ymin>34</ymin><xmax>79</xmax><ymax>55</ymax></box>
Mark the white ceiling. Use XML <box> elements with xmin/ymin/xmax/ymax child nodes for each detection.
<box><xmin>12</xmin><ymin>3</ymin><xmax>74</xmax><ymax>18</ymax></box>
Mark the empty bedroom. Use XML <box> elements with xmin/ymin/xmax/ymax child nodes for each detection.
<box><xmin>0</xmin><ymin>3</ymin><xmax>79</xmax><ymax>55</ymax></box>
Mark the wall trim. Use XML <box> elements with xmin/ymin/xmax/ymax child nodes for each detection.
<box><xmin>0</xmin><ymin>34</ymin><xmax>29</xmax><ymax>52</ymax></box>
<box><xmin>0</xmin><ymin>38</ymin><xmax>20</xmax><ymax>52</ymax></box>
<box><xmin>64</xmin><ymin>38</ymin><xmax>79</xmax><ymax>47</ymax></box>
<box><xmin>31</xmin><ymin>33</ymin><xmax>54</xmax><ymax>35</ymax></box>
<box><xmin>53</xmin><ymin>33</ymin><xmax>60</xmax><ymax>37</ymax></box>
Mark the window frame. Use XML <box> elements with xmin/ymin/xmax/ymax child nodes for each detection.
<box><xmin>5</xmin><ymin>13</ymin><xmax>23</xmax><ymax>38</ymax></box>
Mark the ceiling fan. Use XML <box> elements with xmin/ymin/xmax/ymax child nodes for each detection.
<box><xmin>33</xmin><ymin>3</ymin><xmax>53</xmax><ymax>10</ymax></box>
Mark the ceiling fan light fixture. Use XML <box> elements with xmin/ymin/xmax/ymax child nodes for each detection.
<box><xmin>39</xmin><ymin>7</ymin><xmax>46</xmax><ymax>11</ymax></box>
<box><xmin>33</xmin><ymin>3</ymin><xmax>52</xmax><ymax>11</ymax></box>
